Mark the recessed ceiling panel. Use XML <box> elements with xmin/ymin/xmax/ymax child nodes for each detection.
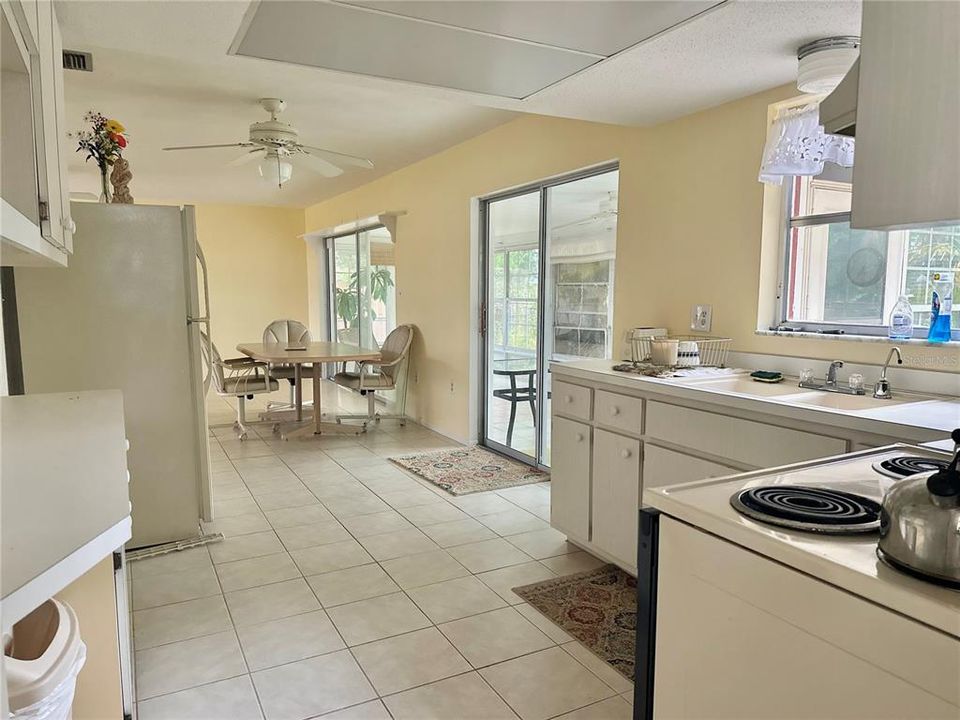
<box><xmin>342</xmin><ymin>1</ymin><xmax>722</xmax><ymax>56</ymax></box>
<box><xmin>232</xmin><ymin>1</ymin><xmax>597</xmax><ymax>99</ymax></box>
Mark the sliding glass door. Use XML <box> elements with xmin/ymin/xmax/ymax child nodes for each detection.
<box><xmin>483</xmin><ymin>190</ymin><xmax>542</xmax><ymax>461</ymax></box>
<box><xmin>481</xmin><ymin>165</ymin><xmax>619</xmax><ymax>468</ymax></box>
<box><xmin>327</xmin><ymin>225</ymin><xmax>397</xmax><ymax>350</ymax></box>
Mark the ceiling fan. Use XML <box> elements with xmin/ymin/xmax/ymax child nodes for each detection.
<box><xmin>553</xmin><ymin>191</ymin><xmax>619</xmax><ymax>232</ymax></box>
<box><xmin>162</xmin><ymin>98</ymin><xmax>374</xmax><ymax>188</ymax></box>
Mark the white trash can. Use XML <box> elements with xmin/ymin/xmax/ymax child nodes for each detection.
<box><xmin>5</xmin><ymin>599</ymin><xmax>86</xmax><ymax>720</ymax></box>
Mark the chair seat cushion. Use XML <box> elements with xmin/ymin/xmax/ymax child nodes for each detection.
<box><xmin>223</xmin><ymin>375</ymin><xmax>278</xmax><ymax>394</ymax></box>
<box><xmin>269</xmin><ymin>365</ymin><xmax>313</xmax><ymax>380</ymax></box>
<box><xmin>333</xmin><ymin>371</ymin><xmax>394</xmax><ymax>390</ymax></box>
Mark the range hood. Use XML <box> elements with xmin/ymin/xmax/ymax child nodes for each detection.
<box><xmin>820</xmin><ymin>57</ymin><xmax>859</xmax><ymax>137</ymax></box>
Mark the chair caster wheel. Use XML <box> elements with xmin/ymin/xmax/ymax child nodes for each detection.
<box><xmin>272</xmin><ymin>424</ymin><xmax>280</xmax><ymax>434</ymax></box>
<box><xmin>238</xmin><ymin>432</ymin><xmax>248</xmax><ymax>441</ymax></box>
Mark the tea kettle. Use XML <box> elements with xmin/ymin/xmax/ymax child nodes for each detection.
<box><xmin>878</xmin><ymin>429</ymin><xmax>960</xmax><ymax>587</ymax></box>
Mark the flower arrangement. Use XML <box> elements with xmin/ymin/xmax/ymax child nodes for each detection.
<box><xmin>73</xmin><ymin>111</ymin><xmax>128</xmax><ymax>201</ymax></box>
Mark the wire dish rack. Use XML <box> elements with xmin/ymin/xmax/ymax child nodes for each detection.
<box><xmin>630</xmin><ymin>335</ymin><xmax>732</xmax><ymax>368</ymax></box>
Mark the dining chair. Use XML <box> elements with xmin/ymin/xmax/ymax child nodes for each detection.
<box><xmin>201</xmin><ymin>332</ymin><xmax>278</xmax><ymax>440</ymax></box>
<box><xmin>262</xmin><ymin>319</ymin><xmax>311</xmax><ymax>410</ymax></box>
<box><xmin>334</xmin><ymin>324</ymin><xmax>414</xmax><ymax>428</ymax></box>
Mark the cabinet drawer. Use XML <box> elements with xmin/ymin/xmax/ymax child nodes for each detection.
<box><xmin>592</xmin><ymin>429</ymin><xmax>640</xmax><ymax>570</ymax></box>
<box><xmin>646</xmin><ymin>401</ymin><xmax>847</xmax><ymax>468</ymax></box>
<box><xmin>643</xmin><ymin>444</ymin><xmax>739</xmax><ymax>491</ymax></box>
<box><xmin>550</xmin><ymin>417</ymin><xmax>591</xmax><ymax>542</ymax></box>
<box><xmin>594</xmin><ymin>390</ymin><xmax>643</xmax><ymax>436</ymax></box>
<box><xmin>552</xmin><ymin>381</ymin><xmax>592</xmax><ymax>422</ymax></box>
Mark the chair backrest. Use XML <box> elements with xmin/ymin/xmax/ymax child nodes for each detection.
<box><xmin>200</xmin><ymin>332</ymin><xmax>226</xmax><ymax>395</ymax></box>
<box><xmin>263</xmin><ymin>319</ymin><xmax>310</xmax><ymax>345</ymax></box>
<box><xmin>378</xmin><ymin>324</ymin><xmax>414</xmax><ymax>380</ymax></box>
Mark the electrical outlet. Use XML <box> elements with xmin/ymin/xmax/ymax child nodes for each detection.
<box><xmin>690</xmin><ymin>304</ymin><xmax>712</xmax><ymax>332</ymax></box>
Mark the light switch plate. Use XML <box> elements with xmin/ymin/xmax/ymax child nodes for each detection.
<box><xmin>690</xmin><ymin>304</ymin><xmax>712</xmax><ymax>332</ymax></box>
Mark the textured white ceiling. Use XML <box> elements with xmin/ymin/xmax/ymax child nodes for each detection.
<box><xmin>55</xmin><ymin>0</ymin><xmax>860</xmax><ymax>207</ymax></box>
<box><xmin>56</xmin><ymin>1</ymin><xmax>517</xmax><ymax>207</ymax></box>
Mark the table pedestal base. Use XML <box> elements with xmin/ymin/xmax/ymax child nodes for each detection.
<box><xmin>281</xmin><ymin>421</ymin><xmax>365</xmax><ymax>439</ymax></box>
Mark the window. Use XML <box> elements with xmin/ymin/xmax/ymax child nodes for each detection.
<box><xmin>782</xmin><ymin>175</ymin><xmax>959</xmax><ymax>337</ymax></box>
<box><xmin>552</xmin><ymin>260</ymin><xmax>613</xmax><ymax>358</ymax></box>
<box><xmin>491</xmin><ymin>248</ymin><xmax>539</xmax><ymax>354</ymax></box>
<box><xmin>327</xmin><ymin>225</ymin><xmax>397</xmax><ymax>349</ymax></box>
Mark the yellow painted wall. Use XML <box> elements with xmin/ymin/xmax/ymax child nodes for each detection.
<box><xmin>192</xmin><ymin>204</ymin><xmax>307</xmax><ymax>357</ymax></box>
<box><xmin>304</xmin><ymin>87</ymin><xmax>958</xmax><ymax>441</ymax></box>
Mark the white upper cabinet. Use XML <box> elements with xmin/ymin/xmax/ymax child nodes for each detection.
<box><xmin>849</xmin><ymin>1</ymin><xmax>960</xmax><ymax>230</ymax></box>
<box><xmin>0</xmin><ymin>0</ymin><xmax>72</xmax><ymax>266</ymax></box>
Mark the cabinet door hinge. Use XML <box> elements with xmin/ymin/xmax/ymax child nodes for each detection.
<box><xmin>38</xmin><ymin>201</ymin><xmax>49</xmax><ymax>222</ymax></box>
<box><xmin>113</xmin><ymin>550</ymin><xmax>123</xmax><ymax>572</ymax></box>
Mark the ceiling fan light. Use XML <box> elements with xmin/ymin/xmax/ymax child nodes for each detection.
<box><xmin>797</xmin><ymin>37</ymin><xmax>860</xmax><ymax>94</ymax></box>
<box><xmin>258</xmin><ymin>154</ymin><xmax>293</xmax><ymax>187</ymax></box>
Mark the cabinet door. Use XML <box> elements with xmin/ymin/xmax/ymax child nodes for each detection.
<box><xmin>591</xmin><ymin>429</ymin><xmax>640</xmax><ymax>569</ymax></box>
<box><xmin>550</xmin><ymin>416</ymin><xmax>591</xmax><ymax>542</ymax></box>
<box><xmin>28</xmin><ymin>0</ymin><xmax>66</xmax><ymax>249</ymax></box>
<box><xmin>49</xmin><ymin>2</ymin><xmax>71</xmax><ymax>251</ymax></box>
<box><xmin>851</xmin><ymin>1</ymin><xmax>959</xmax><ymax>229</ymax></box>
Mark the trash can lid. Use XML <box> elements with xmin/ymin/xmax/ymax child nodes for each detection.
<box><xmin>5</xmin><ymin>599</ymin><xmax>86</xmax><ymax>711</ymax></box>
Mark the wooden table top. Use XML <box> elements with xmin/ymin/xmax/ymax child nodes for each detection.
<box><xmin>237</xmin><ymin>341</ymin><xmax>381</xmax><ymax>364</ymax></box>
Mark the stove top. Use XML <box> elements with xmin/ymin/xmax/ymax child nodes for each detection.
<box><xmin>645</xmin><ymin>443</ymin><xmax>960</xmax><ymax>635</ymax></box>
<box><xmin>730</xmin><ymin>485</ymin><xmax>881</xmax><ymax>534</ymax></box>
<box><xmin>872</xmin><ymin>456</ymin><xmax>949</xmax><ymax>479</ymax></box>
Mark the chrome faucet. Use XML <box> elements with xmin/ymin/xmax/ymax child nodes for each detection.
<box><xmin>799</xmin><ymin>359</ymin><xmax>866</xmax><ymax>395</ymax></box>
<box><xmin>873</xmin><ymin>347</ymin><xmax>903</xmax><ymax>399</ymax></box>
<box><xmin>825</xmin><ymin>361</ymin><xmax>844</xmax><ymax>387</ymax></box>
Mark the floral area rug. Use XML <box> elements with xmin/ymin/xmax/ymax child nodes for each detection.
<box><xmin>389</xmin><ymin>446</ymin><xmax>548</xmax><ymax>496</ymax></box>
<box><xmin>512</xmin><ymin>564</ymin><xmax>636</xmax><ymax>681</ymax></box>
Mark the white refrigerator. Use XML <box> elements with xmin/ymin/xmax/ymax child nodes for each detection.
<box><xmin>15</xmin><ymin>202</ymin><xmax>213</xmax><ymax>548</ymax></box>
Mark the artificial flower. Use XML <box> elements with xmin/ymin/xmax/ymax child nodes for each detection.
<box><xmin>105</xmin><ymin>119</ymin><xmax>125</xmax><ymax>134</ymax></box>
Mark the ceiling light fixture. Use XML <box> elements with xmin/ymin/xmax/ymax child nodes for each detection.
<box><xmin>258</xmin><ymin>150</ymin><xmax>293</xmax><ymax>188</ymax></box>
<box><xmin>797</xmin><ymin>36</ymin><xmax>860</xmax><ymax>94</ymax></box>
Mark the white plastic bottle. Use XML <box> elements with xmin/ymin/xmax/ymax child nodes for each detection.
<box><xmin>888</xmin><ymin>295</ymin><xmax>914</xmax><ymax>339</ymax></box>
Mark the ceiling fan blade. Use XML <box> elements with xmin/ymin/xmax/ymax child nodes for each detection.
<box><xmin>294</xmin><ymin>150</ymin><xmax>344</xmax><ymax>178</ymax></box>
<box><xmin>227</xmin><ymin>149</ymin><xmax>264</xmax><ymax>167</ymax></box>
<box><xmin>298</xmin><ymin>145</ymin><xmax>374</xmax><ymax>169</ymax></box>
<box><xmin>162</xmin><ymin>142</ymin><xmax>255</xmax><ymax>151</ymax></box>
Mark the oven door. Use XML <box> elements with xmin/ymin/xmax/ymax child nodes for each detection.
<box><xmin>633</xmin><ymin>508</ymin><xmax>660</xmax><ymax>720</ymax></box>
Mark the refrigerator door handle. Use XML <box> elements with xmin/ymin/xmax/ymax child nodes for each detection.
<box><xmin>193</xmin><ymin>243</ymin><xmax>214</xmax><ymax>393</ymax></box>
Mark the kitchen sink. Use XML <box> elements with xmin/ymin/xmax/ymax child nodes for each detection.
<box><xmin>782</xmin><ymin>391</ymin><xmax>915</xmax><ymax>411</ymax></box>
<box><xmin>681</xmin><ymin>376</ymin><xmax>808</xmax><ymax>398</ymax></box>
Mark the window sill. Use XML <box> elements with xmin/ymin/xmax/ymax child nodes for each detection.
<box><xmin>755</xmin><ymin>329</ymin><xmax>959</xmax><ymax>347</ymax></box>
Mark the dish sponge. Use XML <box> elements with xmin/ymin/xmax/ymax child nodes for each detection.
<box><xmin>750</xmin><ymin>370</ymin><xmax>784</xmax><ymax>383</ymax></box>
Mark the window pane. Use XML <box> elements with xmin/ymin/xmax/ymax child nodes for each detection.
<box><xmin>822</xmin><ymin>223</ymin><xmax>888</xmax><ymax>323</ymax></box>
<box><xmin>791</xmin><ymin>176</ymin><xmax>852</xmax><ymax>218</ymax></box>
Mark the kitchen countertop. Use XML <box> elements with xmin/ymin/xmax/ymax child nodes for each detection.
<box><xmin>1</xmin><ymin>391</ymin><xmax>131</xmax><ymax>632</ymax></box>
<box><xmin>551</xmin><ymin>359</ymin><xmax>959</xmax><ymax>441</ymax></box>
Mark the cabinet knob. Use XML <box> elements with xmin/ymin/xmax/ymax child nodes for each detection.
<box><xmin>610</xmin><ymin>406</ymin><xmax>620</xmax><ymax>416</ymax></box>
<box><xmin>564</xmin><ymin>395</ymin><xmax>573</xmax><ymax>404</ymax></box>
<box><xmin>621</xmin><ymin>448</ymin><xmax>632</xmax><ymax>459</ymax></box>
<box><xmin>575</xmin><ymin>433</ymin><xmax>584</xmax><ymax>442</ymax></box>
<box><xmin>62</xmin><ymin>217</ymin><xmax>76</xmax><ymax>233</ymax></box>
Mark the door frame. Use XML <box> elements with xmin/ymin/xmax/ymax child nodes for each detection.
<box><xmin>477</xmin><ymin>160</ymin><xmax>620</xmax><ymax>469</ymax></box>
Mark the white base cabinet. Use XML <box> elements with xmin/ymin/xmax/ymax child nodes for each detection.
<box><xmin>591</xmin><ymin>429</ymin><xmax>640</xmax><ymax>569</ymax></box>
<box><xmin>548</xmin><ymin>367</ymin><xmax>922</xmax><ymax>576</ymax></box>
<box><xmin>550</xmin><ymin>416</ymin><xmax>591</xmax><ymax>543</ymax></box>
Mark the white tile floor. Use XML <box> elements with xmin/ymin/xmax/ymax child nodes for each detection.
<box><xmin>131</xmin><ymin>382</ymin><xmax>632</xmax><ymax>720</ymax></box>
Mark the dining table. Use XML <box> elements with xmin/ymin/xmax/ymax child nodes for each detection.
<box><xmin>236</xmin><ymin>341</ymin><xmax>381</xmax><ymax>437</ymax></box>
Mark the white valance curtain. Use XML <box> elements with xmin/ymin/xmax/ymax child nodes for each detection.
<box><xmin>759</xmin><ymin>104</ymin><xmax>855</xmax><ymax>185</ymax></box>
